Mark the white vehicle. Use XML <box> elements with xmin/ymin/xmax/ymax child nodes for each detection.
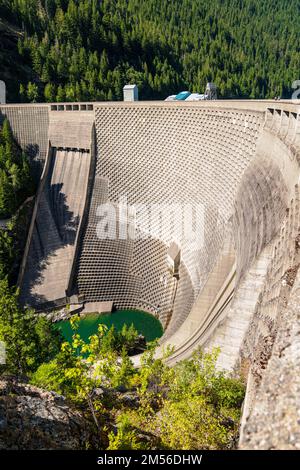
<box><xmin>165</xmin><ymin>83</ymin><xmax>217</xmax><ymax>101</ymax></box>
<box><xmin>185</xmin><ymin>93</ymin><xmax>206</xmax><ymax>101</ymax></box>
<box><xmin>164</xmin><ymin>95</ymin><xmax>177</xmax><ymax>101</ymax></box>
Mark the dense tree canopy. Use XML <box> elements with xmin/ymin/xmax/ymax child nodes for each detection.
<box><xmin>0</xmin><ymin>0</ymin><xmax>299</xmax><ymax>101</ymax></box>
<box><xmin>0</xmin><ymin>119</ymin><xmax>33</xmax><ymax>218</ymax></box>
<box><xmin>0</xmin><ymin>278</ymin><xmax>62</xmax><ymax>374</ymax></box>
<box><xmin>0</xmin><ymin>119</ymin><xmax>35</xmax><ymax>284</ymax></box>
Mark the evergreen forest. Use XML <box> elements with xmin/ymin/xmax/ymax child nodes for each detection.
<box><xmin>0</xmin><ymin>0</ymin><xmax>299</xmax><ymax>102</ymax></box>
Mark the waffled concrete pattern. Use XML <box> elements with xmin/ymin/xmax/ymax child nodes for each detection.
<box><xmin>93</xmin><ymin>105</ymin><xmax>263</xmax><ymax>332</ymax></box>
<box><xmin>241</xmin><ymin>184</ymin><xmax>300</xmax><ymax>380</ymax></box>
<box><xmin>204</xmin><ymin>244</ymin><xmax>272</xmax><ymax>371</ymax></box>
<box><xmin>0</xmin><ymin>105</ymin><xmax>49</xmax><ymax>165</ymax></box>
<box><xmin>20</xmin><ymin>148</ymin><xmax>91</xmax><ymax>307</ymax></box>
<box><xmin>203</xmin><ymin>154</ymin><xmax>289</xmax><ymax>369</ymax></box>
<box><xmin>234</xmin><ymin>155</ymin><xmax>288</xmax><ymax>282</ymax></box>
<box><xmin>76</xmin><ymin>176</ymin><xmax>144</xmax><ymax>310</ymax></box>
<box><xmin>76</xmin><ymin>176</ymin><xmax>194</xmax><ymax>327</ymax></box>
<box><xmin>183</xmin><ymin>109</ymin><xmax>300</xmax><ymax>370</ymax></box>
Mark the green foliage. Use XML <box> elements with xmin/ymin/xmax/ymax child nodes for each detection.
<box><xmin>117</xmin><ymin>347</ymin><xmax>245</xmax><ymax>450</ymax></box>
<box><xmin>30</xmin><ymin>360</ymin><xmax>62</xmax><ymax>393</ymax></box>
<box><xmin>31</xmin><ymin>319</ymin><xmax>136</xmax><ymax>399</ymax></box>
<box><xmin>111</xmin><ymin>346</ymin><xmax>135</xmax><ymax>389</ymax></box>
<box><xmin>30</xmin><ymin>317</ymin><xmax>244</xmax><ymax>450</ymax></box>
<box><xmin>50</xmin><ymin>339</ymin><xmax>96</xmax><ymax>401</ymax></box>
<box><xmin>2</xmin><ymin>0</ymin><xmax>299</xmax><ymax>102</ymax></box>
<box><xmin>44</xmin><ymin>82</ymin><xmax>56</xmax><ymax>102</ymax></box>
<box><xmin>26</xmin><ymin>82</ymin><xmax>39</xmax><ymax>102</ymax></box>
<box><xmin>31</xmin><ymin>317</ymin><xmax>137</xmax><ymax>442</ymax></box>
<box><xmin>0</xmin><ymin>200</ymin><xmax>35</xmax><ymax>284</ymax></box>
<box><xmin>0</xmin><ymin>278</ymin><xmax>62</xmax><ymax>375</ymax></box>
<box><xmin>0</xmin><ymin>119</ymin><xmax>34</xmax><ymax>218</ymax></box>
<box><xmin>107</xmin><ymin>414</ymin><xmax>146</xmax><ymax>450</ymax></box>
<box><xmin>167</xmin><ymin>348</ymin><xmax>245</xmax><ymax>409</ymax></box>
<box><xmin>0</xmin><ymin>169</ymin><xmax>14</xmax><ymax>217</ymax></box>
<box><xmin>0</xmin><ymin>118</ymin><xmax>35</xmax><ymax>285</ymax></box>
<box><xmin>155</xmin><ymin>396</ymin><xmax>229</xmax><ymax>450</ymax></box>
<box><xmin>100</xmin><ymin>323</ymin><xmax>141</xmax><ymax>355</ymax></box>
<box><xmin>138</xmin><ymin>341</ymin><xmax>168</xmax><ymax>396</ymax></box>
<box><xmin>148</xmin><ymin>349</ymin><xmax>245</xmax><ymax>449</ymax></box>
<box><xmin>0</xmin><ymin>229</ymin><xmax>14</xmax><ymax>280</ymax></box>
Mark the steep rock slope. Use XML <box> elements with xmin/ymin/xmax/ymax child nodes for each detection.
<box><xmin>0</xmin><ymin>377</ymin><xmax>98</xmax><ymax>450</ymax></box>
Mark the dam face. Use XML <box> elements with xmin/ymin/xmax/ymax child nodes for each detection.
<box><xmin>1</xmin><ymin>99</ymin><xmax>300</xmax><ymax>448</ymax></box>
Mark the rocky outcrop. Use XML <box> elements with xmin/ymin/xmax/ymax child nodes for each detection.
<box><xmin>240</xmin><ymin>271</ymin><xmax>300</xmax><ymax>450</ymax></box>
<box><xmin>0</xmin><ymin>377</ymin><xmax>98</xmax><ymax>449</ymax></box>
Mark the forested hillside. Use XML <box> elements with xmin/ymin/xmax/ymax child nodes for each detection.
<box><xmin>0</xmin><ymin>119</ymin><xmax>33</xmax><ymax>218</ymax></box>
<box><xmin>0</xmin><ymin>0</ymin><xmax>299</xmax><ymax>101</ymax></box>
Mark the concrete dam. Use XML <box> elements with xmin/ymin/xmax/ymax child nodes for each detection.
<box><xmin>0</xmin><ymin>99</ymin><xmax>300</xmax><ymax>448</ymax></box>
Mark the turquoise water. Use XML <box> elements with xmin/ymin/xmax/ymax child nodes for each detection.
<box><xmin>56</xmin><ymin>309</ymin><xmax>163</xmax><ymax>344</ymax></box>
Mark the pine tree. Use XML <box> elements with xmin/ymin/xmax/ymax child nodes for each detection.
<box><xmin>27</xmin><ymin>82</ymin><xmax>39</xmax><ymax>102</ymax></box>
<box><xmin>2</xmin><ymin>0</ymin><xmax>300</xmax><ymax>101</ymax></box>
<box><xmin>0</xmin><ymin>169</ymin><xmax>14</xmax><ymax>218</ymax></box>
<box><xmin>44</xmin><ymin>83</ymin><xmax>56</xmax><ymax>102</ymax></box>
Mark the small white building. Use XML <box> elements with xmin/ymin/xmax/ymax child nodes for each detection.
<box><xmin>123</xmin><ymin>84</ymin><xmax>138</xmax><ymax>102</ymax></box>
<box><xmin>0</xmin><ymin>80</ymin><xmax>6</xmax><ymax>104</ymax></box>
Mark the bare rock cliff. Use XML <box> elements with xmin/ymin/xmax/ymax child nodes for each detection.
<box><xmin>0</xmin><ymin>377</ymin><xmax>98</xmax><ymax>450</ymax></box>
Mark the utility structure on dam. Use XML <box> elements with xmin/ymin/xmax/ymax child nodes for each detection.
<box><xmin>0</xmin><ymin>98</ymin><xmax>300</xmax><ymax>449</ymax></box>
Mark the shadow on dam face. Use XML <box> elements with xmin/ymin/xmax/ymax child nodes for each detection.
<box><xmin>2</xmin><ymin>99</ymin><xmax>300</xmax><ymax>448</ymax></box>
<box><xmin>1</xmin><ymin>101</ymin><xmax>299</xmax><ymax>352</ymax></box>
<box><xmin>14</xmin><ymin>101</ymin><xmax>300</xmax><ymax>345</ymax></box>
<box><xmin>19</xmin><ymin>147</ymin><xmax>91</xmax><ymax>308</ymax></box>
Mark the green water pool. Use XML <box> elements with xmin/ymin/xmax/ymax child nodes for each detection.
<box><xmin>56</xmin><ymin>309</ymin><xmax>163</xmax><ymax>344</ymax></box>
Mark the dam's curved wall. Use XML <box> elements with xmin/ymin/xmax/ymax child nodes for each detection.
<box><xmin>2</xmin><ymin>99</ymin><xmax>300</xmax><ymax>448</ymax></box>
<box><xmin>75</xmin><ymin>103</ymin><xmax>263</xmax><ymax>335</ymax></box>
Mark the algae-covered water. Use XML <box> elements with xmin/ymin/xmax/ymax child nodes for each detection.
<box><xmin>56</xmin><ymin>309</ymin><xmax>163</xmax><ymax>344</ymax></box>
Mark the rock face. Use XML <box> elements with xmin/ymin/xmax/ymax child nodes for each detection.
<box><xmin>239</xmin><ymin>271</ymin><xmax>300</xmax><ymax>450</ymax></box>
<box><xmin>0</xmin><ymin>377</ymin><xmax>98</xmax><ymax>450</ymax></box>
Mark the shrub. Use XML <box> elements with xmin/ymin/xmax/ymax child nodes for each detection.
<box><xmin>0</xmin><ymin>279</ymin><xmax>62</xmax><ymax>375</ymax></box>
<box><xmin>107</xmin><ymin>415</ymin><xmax>147</xmax><ymax>450</ymax></box>
<box><xmin>31</xmin><ymin>360</ymin><xmax>62</xmax><ymax>393</ymax></box>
